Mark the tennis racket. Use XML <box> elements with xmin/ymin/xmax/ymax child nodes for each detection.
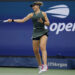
<box><xmin>0</xmin><ymin>20</ymin><xmax>8</xmax><ymax>23</ymax></box>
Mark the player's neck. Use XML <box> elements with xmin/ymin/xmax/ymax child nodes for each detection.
<box><xmin>35</xmin><ymin>9</ymin><xmax>40</xmax><ymax>14</ymax></box>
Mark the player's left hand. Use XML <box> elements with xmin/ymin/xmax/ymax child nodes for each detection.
<box><xmin>38</xmin><ymin>18</ymin><xmax>43</xmax><ymax>23</ymax></box>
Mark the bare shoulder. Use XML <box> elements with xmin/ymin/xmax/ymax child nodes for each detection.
<box><xmin>27</xmin><ymin>13</ymin><xmax>33</xmax><ymax>18</ymax></box>
<box><xmin>28</xmin><ymin>13</ymin><xmax>34</xmax><ymax>17</ymax></box>
<box><xmin>42</xmin><ymin>11</ymin><xmax>47</xmax><ymax>16</ymax></box>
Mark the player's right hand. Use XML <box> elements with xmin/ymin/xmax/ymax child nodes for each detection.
<box><xmin>8</xmin><ymin>19</ymin><xmax>12</xmax><ymax>22</ymax></box>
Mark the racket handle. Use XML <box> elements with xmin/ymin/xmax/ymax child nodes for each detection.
<box><xmin>3</xmin><ymin>20</ymin><xmax>8</xmax><ymax>23</ymax></box>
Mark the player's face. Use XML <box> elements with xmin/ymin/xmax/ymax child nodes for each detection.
<box><xmin>32</xmin><ymin>5</ymin><xmax>39</xmax><ymax>12</ymax></box>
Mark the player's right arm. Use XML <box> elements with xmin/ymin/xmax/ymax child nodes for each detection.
<box><xmin>8</xmin><ymin>13</ymin><xmax>33</xmax><ymax>23</ymax></box>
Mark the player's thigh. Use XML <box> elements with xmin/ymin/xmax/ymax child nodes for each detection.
<box><xmin>32</xmin><ymin>40</ymin><xmax>40</xmax><ymax>51</ymax></box>
<box><xmin>40</xmin><ymin>35</ymin><xmax>48</xmax><ymax>50</ymax></box>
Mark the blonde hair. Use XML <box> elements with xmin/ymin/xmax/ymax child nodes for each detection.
<box><xmin>34</xmin><ymin>1</ymin><xmax>43</xmax><ymax>6</ymax></box>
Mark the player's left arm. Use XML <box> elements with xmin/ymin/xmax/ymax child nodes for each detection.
<box><xmin>42</xmin><ymin>12</ymin><xmax>50</xmax><ymax>26</ymax></box>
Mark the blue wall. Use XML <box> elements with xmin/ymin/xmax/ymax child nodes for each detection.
<box><xmin>0</xmin><ymin>2</ymin><xmax>75</xmax><ymax>56</ymax></box>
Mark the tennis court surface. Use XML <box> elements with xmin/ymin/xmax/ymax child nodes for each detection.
<box><xmin>0</xmin><ymin>67</ymin><xmax>75</xmax><ymax>75</ymax></box>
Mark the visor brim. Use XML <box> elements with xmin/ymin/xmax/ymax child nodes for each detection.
<box><xmin>30</xmin><ymin>4</ymin><xmax>36</xmax><ymax>7</ymax></box>
<box><xmin>30</xmin><ymin>4</ymin><xmax>40</xmax><ymax>7</ymax></box>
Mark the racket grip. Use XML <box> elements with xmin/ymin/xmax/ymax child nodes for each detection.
<box><xmin>3</xmin><ymin>20</ymin><xmax>8</xmax><ymax>23</ymax></box>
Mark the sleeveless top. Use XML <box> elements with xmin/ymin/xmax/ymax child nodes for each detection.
<box><xmin>31</xmin><ymin>11</ymin><xmax>49</xmax><ymax>38</ymax></box>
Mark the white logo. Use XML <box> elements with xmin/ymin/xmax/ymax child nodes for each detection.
<box><xmin>44</xmin><ymin>4</ymin><xmax>75</xmax><ymax>35</ymax></box>
<box><xmin>48</xmin><ymin>62</ymin><xmax>68</xmax><ymax>68</ymax></box>
<box><xmin>45</xmin><ymin>4</ymin><xmax>70</xmax><ymax>18</ymax></box>
<box><xmin>50</xmin><ymin>23</ymin><xmax>75</xmax><ymax>35</ymax></box>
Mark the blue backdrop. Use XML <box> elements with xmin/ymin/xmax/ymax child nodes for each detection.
<box><xmin>0</xmin><ymin>1</ymin><xmax>75</xmax><ymax>56</ymax></box>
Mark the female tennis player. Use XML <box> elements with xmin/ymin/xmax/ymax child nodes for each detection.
<box><xmin>7</xmin><ymin>1</ymin><xmax>50</xmax><ymax>74</ymax></box>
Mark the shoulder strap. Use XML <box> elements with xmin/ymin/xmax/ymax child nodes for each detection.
<box><xmin>40</xmin><ymin>11</ymin><xmax>43</xmax><ymax>16</ymax></box>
